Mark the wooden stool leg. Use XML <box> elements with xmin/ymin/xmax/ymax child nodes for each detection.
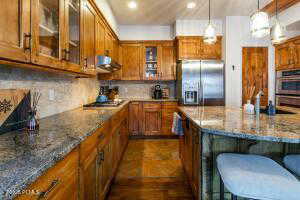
<box><xmin>231</xmin><ymin>194</ymin><xmax>237</xmax><ymax>200</ymax></box>
<box><xmin>220</xmin><ymin>176</ymin><xmax>224</xmax><ymax>200</ymax></box>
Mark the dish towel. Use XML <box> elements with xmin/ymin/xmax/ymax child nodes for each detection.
<box><xmin>172</xmin><ymin>112</ymin><xmax>184</xmax><ymax>136</ymax></box>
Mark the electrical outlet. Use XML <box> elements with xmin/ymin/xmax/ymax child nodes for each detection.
<box><xmin>49</xmin><ymin>89</ymin><xmax>55</xmax><ymax>101</ymax></box>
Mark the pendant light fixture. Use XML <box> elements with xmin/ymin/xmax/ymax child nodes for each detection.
<box><xmin>271</xmin><ymin>0</ymin><xmax>287</xmax><ymax>44</ymax></box>
<box><xmin>250</xmin><ymin>0</ymin><xmax>270</xmax><ymax>38</ymax></box>
<box><xmin>204</xmin><ymin>0</ymin><xmax>217</xmax><ymax>44</ymax></box>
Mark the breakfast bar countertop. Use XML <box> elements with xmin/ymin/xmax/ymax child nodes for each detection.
<box><xmin>179</xmin><ymin>106</ymin><xmax>300</xmax><ymax>144</ymax></box>
<box><xmin>0</xmin><ymin>100</ymin><xmax>130</xmax><ymax>200</ymax></box>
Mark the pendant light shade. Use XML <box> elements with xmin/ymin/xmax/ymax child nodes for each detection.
<box><xmin>271</xmin><ymin>0</ymin><xmax>287</xmax><ymax>44</ymax></box>
<box><xmin>250</xmin><ymin>0</ymin><xmax>270</xmax><ymax>38</ymax></box>
<box><xmin>204</xmin><ymin>0</ymin><xmax>217</xmax><ymax>44</ymax></box>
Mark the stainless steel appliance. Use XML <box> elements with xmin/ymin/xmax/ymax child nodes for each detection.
<box><xmin>176</xmin><ymin>60</ymin><xmax>225</xmax><ymax>106</ymax></box>
<box><xmin>95</xmin><ymin>55</ymin><xmax>121</xmax><ymax>73</ymax></box>
<box><xmin>276</xmin><ymin>69</ymin><xmax>300</xmax><ymax>107</ymax></box>
<box><xmin>153</xmin><ymin>85</ymin><xmax>163</xmax><ymax>99</ymax></box>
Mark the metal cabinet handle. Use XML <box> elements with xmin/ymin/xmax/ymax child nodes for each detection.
<box><xmin>24</xmin><ymin>33</ymin><xmax>31</xmax><ymax>51</ymax></box>
<box><xmin>38</xmin><ymin>179</ymin><xmax>60</xmax><ymax>199</ymax></box>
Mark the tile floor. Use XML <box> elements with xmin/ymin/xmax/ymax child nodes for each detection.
<box><xmin>106</xmin><ymin>139</ymin><xmax>194</xmax><ymax>200</ymax></box>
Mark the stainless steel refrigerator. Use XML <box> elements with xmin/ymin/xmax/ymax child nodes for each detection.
<box><xmin>176</xmin><ymin>60</ymin><xmax>225</xmax><ymax>106</ymax></box>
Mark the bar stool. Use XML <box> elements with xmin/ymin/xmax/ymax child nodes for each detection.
<box><xmin>217</xmin><ymin>153</ymin><xmax>300</xmax><ymax>200</ymax></box>
<box><xmin>284</xmin><ymin>154</ymin><xmax>300</xmax><ymax>177</ymax></box>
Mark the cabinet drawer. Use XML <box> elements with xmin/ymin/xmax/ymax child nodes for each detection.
<box><xmin>162</xmin><ymin>102</ymin><xmax>178</xmax><ymax>109</ymax></box>
<box><xmin>143</xmin><ymin>102</ymin><xmax>161</xmax><ymax>109</ymax></box>
<box><xmin>16</xmin><ymin>148</ymin><xmax>79</xmax><ymax>200</ymax></box>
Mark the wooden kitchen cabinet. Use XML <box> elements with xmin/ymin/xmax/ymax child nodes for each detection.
<box><xmin>129</xmin><ymin>102</ymin><xmax>142</xmax><ymax>135</ymax></box>
<box><xmin>31</xmin><ymin>0</ymin><xmax>65</xmax><ymax>68</ymax></box>
<box><xmin>275</xmin><ymin>35</ymin><xmax>300</xmax><ymax>71</ymax></box>
<box><xmin>81</xmin><ymin>0</ymin><xmax>96</xmax><ymax>70</ymax></box>
<box><xmin>0</xmin><ymin>0</ymin><xmax>31</xmax><ymax>63</ymax></box>
<box><xmin>180</xmin><ymin>115</ymin><xmax>201</xmax><ymax>200</ymax></box>
<box><xmin>161</xmin><ymin>102</ymin><xmax>178</xmax><ymax>135</ymax></box>
<box><xmin>63</xmin><ymin>0</ymin><xmax>82</xmax><ymax>72</ymax></box>
<box><xmin>176</xmin><ymin>36</ymin><xmax>222</xmax><ymax>60</ymax></box>
<box><xmin>177</xmin><ymin>37</ymin><xmax>201</xmax><ymax>60</ymax></box>
<box><xmin>141</xmin><ymin>43</ymin><xmax>162</xmax><ymax>80</ymax></box>
<box><xmin>141</xmin><ymin>102</ymin><xmax>162</xmax><ymax>135</ymax></box>
<box><xmin>161</xmin><ymin>44</ymin><xmax>176</xmax><ymax>80</ymax></box>
<box><xmin>121</xmin><ymin>43</ymin><xmax>142</xmax><ymax>80</ymax></box>
<box><xmin>16</xmin><ymin>148</ymin><xmax>79</xmax><ymax>200</ymax></box>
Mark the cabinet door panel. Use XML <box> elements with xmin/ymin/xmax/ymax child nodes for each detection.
<box><xmin>161</xmin><ymin>46</ymin><xmax>176</xmax><ymax>80</ymax></box>
<box><xmin>142</xmin><ymin>103</ymin><xmax>162</xmax><ymax>135</ymax></box>
<box><xmin>178</xmin><ymin>39</ymin><xmax>200</xmax><ymax>60</ymax></box>
<box><xmin>31</xmin><ymin>0</ymin><xmax>65</xmax><ymax>68</ymax></box>
<box><xmin>201</xmin><ymin>36</ymin><xmax>222</xmax><ymax>59</ymax></box>
<box><xmin>129</xmin><ymin>102</ymin><xmax>141</xmax><ymax>136</ymax></box>
<box><xmin>82</xmin><ymin>1</ymin><xmax>96</xmax><ymax>70</ymax></box>
<box><xmin>121</xmin><ymin>43</ymin><xmax>141</xmax><ymax>80</ymax></box>
<box><xmin>0</xmin><ymin>0</ymin><xmax>31</xmax><ymax>62</ymax></box>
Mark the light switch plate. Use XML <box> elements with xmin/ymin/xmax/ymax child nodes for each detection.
<box><xmin>49</xmin><ymin>89</ymin><xmax>55</xmax><ymax>101</ymax></box>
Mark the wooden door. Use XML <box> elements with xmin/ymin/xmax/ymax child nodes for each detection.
<box><xmin>161</xmin><ymin>102</ymin><xmax>178</xmax><ymax>135</ymax></box>
<box><xmin>0</xmin><ymin>0</ymin><xmax>31</xmax><ymax>63</ymax></box>
<box><xmin>63</xmin><ymin>0</ymin><xmax>82</xmax><ymax>72</ymax></box>
<box><xmin>82</xmin><ymin>0</ymin><xmax>96</xmax><ymax>70</ymax></box>
<box><xmin>161</xmin><ymin>46</ymin><xmax>176</xmax><ymax>80</ymax></box>
<box><xmin>129</xmin><ymin>102</ymin><xmax>141</xmax><ymax>136</ymax></box>
<box><xmin>121</xmin><ymin>43</ymin><xmax>141</xmax><ymax>80</ymax></box>
<box><xmin>142</xmin><ymin>102</ymin><xmax>162</xmax><ymax>135</ymax></box>
<box><xmin>177</xmin><ymin>38</ymin><xmax>200</xmax><ymax>60</ymax></box>
<box><xmin>81</xmin><ymin>147</ymin><xmax>98</xmax><ymax>200</ymax></box>
<box><xmin>31</xmin><ymin>0</ymin><xmax>65</xmax><ymax>68</ymax></box>
<box><xmin>242</xmin><ymin>47</ymin><xmax>268</xmax><ymax>106</ymax></box>
<box><xmin>200</xmin><ymin>36</ymin><xmax>222</xmax><ymax>59</ymax></box>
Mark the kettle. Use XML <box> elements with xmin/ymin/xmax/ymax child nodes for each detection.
<box><xmin>96</xmin><ymin>87</ymin><xmax>108</xmax><ymax>103</ymax></box>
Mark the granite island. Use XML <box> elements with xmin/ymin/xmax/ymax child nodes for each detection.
<box><xmin>178</xmin><ymin>106</ymin><xmax>300</xmax><ymax>200</ymax></box>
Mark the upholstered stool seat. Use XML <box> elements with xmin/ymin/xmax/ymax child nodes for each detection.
<box><xmin>217</xmin><ymin>153</ymin><xmax>300</xmax><ymax>200</ymax></box>
<box><xmin>284</xmin><ymin>154</ymin><xmax>300</xmax><ymax>177</ymax></box>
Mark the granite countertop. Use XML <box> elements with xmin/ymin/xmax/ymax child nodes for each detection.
<box><xmin>179</xmin><ymin>106</ymin><xmax>300</xmax><ymax>143</ymax></box>
<box><xmin>0</xmin><ymin>101</ymin><xmax>130</xmax><ymax>200</ymax></box>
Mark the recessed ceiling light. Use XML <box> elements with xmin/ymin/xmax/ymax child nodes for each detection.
<box><xmin>128</xmin><ymin>1</ymin><xmax>137</xmax><ymax>9</ymax></box>
<box><xmin>187</xmin><ymin>2</ymin><xmax>196</xmax><ymax>9</ymax></box>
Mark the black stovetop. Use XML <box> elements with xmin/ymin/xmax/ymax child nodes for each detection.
<box><xmin>83</xmin><ymin>100</ymin><xmax>125</xmax><ymax>108</ymax></box>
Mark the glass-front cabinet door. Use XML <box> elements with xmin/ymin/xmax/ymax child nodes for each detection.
<box><xmin>31</xmin><ymin>0</ymin><xmax>64</xmax><ymax>68</ymax></box>
<box><xmin>142</xmin><ymin>45</ymin><xmax>161</xmax><ymax>80</ymax></box>
<box><xmin>0</xmin><ymin>0</ymin><xmax>31</xmax><ymax>63</ymax></box>
<box><xmin>64</xmin><ymin>0</ymin><xmax>81</xmax><ymax>71</ymax></box>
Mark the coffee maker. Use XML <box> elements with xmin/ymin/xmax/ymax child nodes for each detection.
<box><xmin>153</xmin><ymin>85</ymin><xmax>163</xmax><ymax>99</ymax></box>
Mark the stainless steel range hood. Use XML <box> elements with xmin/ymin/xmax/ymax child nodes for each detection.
<box><xmin>96</xmin><ymin>55</ymin><xmax>121</xmax><ymax>73</ymax></box>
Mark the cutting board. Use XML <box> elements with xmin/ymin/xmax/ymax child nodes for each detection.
<box><xmin>0</xmin><ymin>89</ymin><xmax>30</xmax><ymax>134</ymax></box>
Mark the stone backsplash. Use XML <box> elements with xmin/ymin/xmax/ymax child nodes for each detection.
<box><xmin>100</xmin><ymin>80</ymin><xmax>176</xmax><ymax>99</ymax></box>
<box><xmin>0</xmin><ymin>65</ymin><xmax>99</xmax><ymax>118</ymax></box>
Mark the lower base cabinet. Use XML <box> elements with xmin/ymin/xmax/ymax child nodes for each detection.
<box><xmin>129</xmin><ymin>101</ymin><xmax>178</xmax><ymax>136</ymax></box>
<box><xmin>180</xmin><ymin>116</ymin><xmax>201</xmax><ymax>200</ymax></box>
<box><xmin>15</xmin><ymin>105</ymin><xmax>129</xmax><ymax>200</ymax></box>
<box><xmin>16</xmin><ymin>148</ymin><xmax>80</xmax><ymax>200</ymax></box>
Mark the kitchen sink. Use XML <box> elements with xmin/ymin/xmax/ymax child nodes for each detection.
<box><xmin>260</xmin><ymin>109</ymin><xmax>296</xmax><ymax>115</ymax></box>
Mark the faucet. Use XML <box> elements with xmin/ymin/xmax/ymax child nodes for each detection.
<box><xmin>255</xmin><ymin>90</ymin><xmax>264</xmax><ymax>115</ymax></box>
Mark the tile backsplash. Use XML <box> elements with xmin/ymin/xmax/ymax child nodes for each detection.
<box><xmin>100</xmin><ymin>80</ymin><xmax>176</xmax><ymax>99</ymax></box>
<box><xmin>0</xmin><ymin>65</ymin><xmax>99</xmax><ymax>118</ymax></box>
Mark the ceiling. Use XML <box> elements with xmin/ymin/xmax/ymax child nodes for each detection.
<box><xmin>107</xmin><ymin>0</ymin><xmax>272</xmax><ymax>25</ymax></box>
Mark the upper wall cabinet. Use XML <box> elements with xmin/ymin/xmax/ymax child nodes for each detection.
<box><xmin>0</xmin><ymin>0</ymin><xmax>31</xmax><ymax>63</ymax></box>
<box><xmin>141</xmin><ymin>43</ymin><xmax>162</xmax><ymax>80</ymax></box>
<box><xmin>31</xmin><ymin>0</ymin><xmax>65</xmax><ymax>68</ymax></box>
<box><xmin>64</xmin><ymin>0</ymin><xmax>82</xmax><ymax>72</ymax></box>
<box><xmin>275</xmin><ymin>36</ymin><xmax>300</xmax><ymax>71</ymax></box>
<box><xmin>176</xmin><ymin>36</ymin><xmax>222</xmax><ymax>60</ymax></box>
<box><xmin>121</xmin><ymin>43</ymin><xmax>141</xmax><ymax>80</ymax></box>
